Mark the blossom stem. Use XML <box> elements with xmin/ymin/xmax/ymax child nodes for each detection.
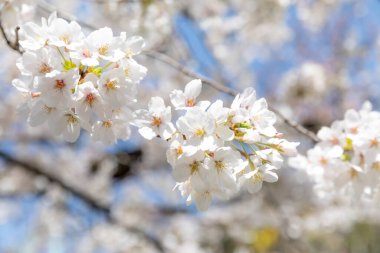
<box><xmin>239</xmin><ymin>141</ymin><xmax>255</xmax><ymax>169</ymax></box>
<box><xmin>56</xmin><ymin>46</ymin><xmax>67</xmax><ymax>61</ymax></box>
<box><xmin>102</xmin><ymin>61</ymin><xmax>113</xmax><ymax>70</ymax></box>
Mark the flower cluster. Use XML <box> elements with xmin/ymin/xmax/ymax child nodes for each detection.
<box><xmin>133</xmin><ymin>80</ymin><xmax>299</xmax><ymax>210</ymax></box>
<box><xmin>289</xmin><ymin>102</ymin><xmax>380</xmax><ymax>203</ymax></box>
<box><xmin>12</xmin><ymin>12</ymin><xmax>146</xmax><ymax>144</ymax></box>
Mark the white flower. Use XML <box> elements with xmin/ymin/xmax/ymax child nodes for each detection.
<box><xmin>50</xmin><ymin>111</ymin><xmax>84</xmax><ymax>142</ymax></box>
<box><xmin>204</xmin><ymin>147</ymin><xmax>246</xmax><ymax>195</ymax></box>
<box><xmin>74</xmin><ymin>81</ymin><xmax>105</xmax><ymax>120</ymax></box>
<box><xmin>27</xmin><ymin>100</ymin><xmax>59</xmax><ymax>127</ymax></box>
<box><xmin>133</xmin><ymin>97</ymin><xmax>175</xmax><ymax>140</ymax></box>
<box><xmin>172</xmin><ymin>150</ymin><xmax>205</xmax><ymax>182</ymax></box>
<box><xmin>249</xmin><ymin>98</ymin><xmax>277</xmax><ymax>136</ymax></box>
<box><xmin>267</xmin><ymin>138</ymin><xmax>300</xmax><ymax>157</ymax></box>
<box><xmin>207</xmin><ymin>100</ymin><xmax>234</xmax><ymax>141</ymax></box>
<box><xmin>47</xmin><ymin>18</ymin><xmax>84</xmax><ymax>49</ymax></box>
<box><xmin>239</xmin><ymin>164</ymin><xmax>279</xmax><ymax>194</ymax></box>
<box><xmin>118</xmin><ymin>58</ymin><xmax>147</xmax><ymax>83</ymax></box>
<box><xmin>19</xmin><ymin>17</ymin><xmax>50</xmax><ymax>51</ymax></box>
<box><xmin>170</xmin><ymin>79</ymin><xmax>210</xmax><ymax>110</ymax></box>
<box><xmin>16</xmin><ymin>48</ymin><xmax>61</xmax><ymax>77</ymax></box>
<box><xmin>98</xmin><ymin>68</ymin><xmax>136</xmax><ymax>108</ymax></box>
<box><xmin>91</xmin><ymin>108</ymin><xmax>132</xmax><ymax>145</ymax></box>
<box><xmin>70</xmin><ymin>27</ymin><xmax>124</xmax><ymax>66</ymax></box>
<box><xmin>231</xmin><ymin>87</ymin><xmax>256</xmax><ymax>110</ymax></box>
<box><xmin>37</xmin><ymin>69</ymin><xmax>79</xmax><ymax>108</ymax></box>
<box><xmin>176</xmin><ymin>107</ymin><xmax>216</xmax><ymax>149</ymax></box>
<box><xmin>119</xmin><ymin>33</ymin><xmax>145</xmax><ymax>57</ymax></box>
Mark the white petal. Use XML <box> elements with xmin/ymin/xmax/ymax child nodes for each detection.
<box><xmin>184</xmin><ymin>79</ymin><xmax>202</xmax><ymax>99</ymax></box>
<box><xmin>138</xmin><ymin>127</ymin><xmax>157</xmax><ymax>140</ymax></box>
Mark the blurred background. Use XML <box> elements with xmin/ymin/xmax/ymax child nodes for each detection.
<box><xmin>1</xmin><ymin>0</ymin><xmax>380</xmax><ymax>252</ymax></box>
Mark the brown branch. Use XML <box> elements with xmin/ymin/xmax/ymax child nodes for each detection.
<box><xmin>37</xmin><ymin>0</ymin><xmax>96</xmax><ymax>30</ymax></box>
<box><xmin>142</xmin><ymin>50</ymin><xmax>321</xmax><ymax>143</ymax></box>
<box><xmin>0</xmin><ymin>22</ymin><xmax>23</xmax><ymax>54</ymax></box>
<box><xmin>0</xmin><ymin>150</ymin><xmax>165</xmax><ymax>253</ymax></box>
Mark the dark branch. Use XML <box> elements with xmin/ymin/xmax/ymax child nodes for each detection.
<box><xmin>0</xmin><ymin>21</ymin><xmax>23</xmax><ymax>54</ymax></box>
<box><xmin>0</xmin><ymin>149</ymin><xmax>165</xmax><ymax>252</ymax></box>
<box><xmin>142</xmin><ymin>50</ymin><xmax>321</xmax><ymax>143</ymax></box>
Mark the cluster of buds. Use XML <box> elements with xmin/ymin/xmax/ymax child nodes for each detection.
<box><xmin>290</xmin><ymin>102</ymin><xmax>380</xmax><ymax>203</ymax></box>
<box><xmin>133</xmin><ymin>80</ymin><xmax>299</xmax><ymax>210</ymax></box>
<box><xmin>12</xmin><ymin>12</ymin><xmax>146</xmax><ymax>144</ymax></box>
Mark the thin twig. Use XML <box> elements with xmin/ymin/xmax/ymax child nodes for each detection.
<box><xmin>142</xmin><ymin>50</ymin><xmax>321</xmax><ymax>143</ymax></box>
<box><xmin>0</xmin><ymin>22</ymin><xmax>23</xmax><ymax>54</ymax></box>
<box><xmin>37</xmin><ymin>0</ymin><xmax>96</xmax><ymax>30</ymax></box>
<box><xmin>0</xmin><ymin>150</ymin><xmax>165</xmax><ymax>253</ymax></box>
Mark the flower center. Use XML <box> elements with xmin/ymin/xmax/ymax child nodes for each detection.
<box><xmin>85</xmin><ymin>93</ymin><xmax>96</xmax><ymax>106</ymax></box>
<box><xmin>350</xmin><ymin>127</ymin><xmax>358</xmax><ymax>134</ymax></box>
<box><xmin>98</xmin><ymin>45</ymin><xmax>109</xmax><ymax>55</ymax></box>
<box><xmin>330</xmin><ymin>137</ymin><xmax>339</xmax><ymax>145</ymax></box>
<box><xmin>39</xmin><ymin>63</ymin><xmax>52</xmax><ymax>74</ymax></box>
<box><xmin>105</xmin><ymin>79</ymin><xmax>117</xmax><ymax>90</ymax></box>
<box><xmin>102</xmin><ymin>120</ymin><xmax>113</xmax><ymax>128</ymax></box>
<box><xmin>185</xmin><ymin>98</ymin><xmax>195</xmax><ymax>107</ymax></box>
<box><xmin>125</xmin><ymin>48</ymin><xmax>133</xmax><ymax>58</ymax></box>
<box><xmin>215</xmin><ymin>160</ymin><xmax>225</xmax><ymax>172</ymax></box>
<box><xmin>65</xmin><ymin>114</ymin><xmax>78</xmax><ymax>124</ymax></box>
<box><xmin>151</xmin><ymin>116</ymin><xmax>161</xmax><ymax>126</ymax></box>
<box><xmin>372</xmin><ymin>162</ymin><xmax>380</xmax><ymax>171</ymax></box>
<box><xmin>55</xmin><ymin>80</ymin><xmax>65</xmax><ymax>90</ymax></box>
<box><xmin>350</xmin><ymin>168</ymin><xmax>358</xmax><ymax>179</ymax></box>
<box><xmin>253</xmin><ymin>172</ymin><xmax>264</xmax><ymax>183</ymax></box>
<box><xmin>319</xmin><ymin>157</ymin><xmax>328</xmax><ymax>166</ymax></box>
<box><xmin>370</xmin><ymin>139</ymin><xmax>379</xmax><ymax>148</ymax></box>
<box><xmin>124</xmin><ymin>68</ymin><xmax>129</xmax><ymax>77</ymax></box>
<box><xmin>176</xmin><ymin>146</ymin><xmax>183</xmax><ymax>156</ymax></box>
<box><xmin>190</xmin><ymin>161</ymin><xmax>200</xmax><ymax>174</ymax></box>
<box><xmin>60</xmin><ymin>34</ymin><xmax>71</xmax><ymax>44</ymax></box>
<box><xmin>195</xmin><ymin>128</ymin><xmax>205</xmax><ymax>137</ymax></box>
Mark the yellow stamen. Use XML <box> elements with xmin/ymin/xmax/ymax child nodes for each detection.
<box><xmin>370</xmin><ymin>139</ymin><xmax>379</xmax><ymax>148</ymax></box>
<box><xmin>195</xmin><ymin>128</ymin><xmax>205</xmax><ymax>137</ymax></box>
<box><xmin>176</xmin><ymin>146</ymin><xmax>183</xmax><ymax>156</ymax></box>
<box><xmin>105</xmin><ymin>79</ymin><xmax>117</xmax><ymax>90</ymax></box>
<box><xmin>39</xmin><ymin>63</ymin><xmax>52</xmax><ymax>74</ymax></box>
<box><xmin>98</xmin><ymin>45</ymin><xmax>109</xmax><ymax>55</ymax></box>
<box><xmin>185</xmin><ymin>98</ymin><xmax>195</xmax><ymax>107</ymax></box>
<box><xmin>151</xmin><ymin>116</ymin><xmax>161</xmax><ymax>127</ymax></box>
<box><xmin>102</xmin><ymin>120</ymin><xmax>113</xmax><ymax>128</ymax></box>
<box><xmin>65</xmin><ymin>114</ymin><xmax>78</xmax><ymax>124</ymax></box>
<box><xmin>215</xmin><ymin>160</ymin><xmax>225</xmax><ymax>172</ymax></box>
<box><xmin>319</xmin><ymin>158</ymin><xmax>328</xmax><ymax>166</ymax></box>
<box><xmin>190</xmin><ymin>161</ymin><xmax>199</xmax><ymax>174</ymax></box>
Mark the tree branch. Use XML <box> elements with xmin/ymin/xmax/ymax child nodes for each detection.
<box><xmin>0</xmin><ymin>22</ymin><xmax>23</xmax><ymax>54</ymax></box>
<box><xmin>142</xmin><ymin>50</ymin><xmax>321</xmax><ymax>143</ymax></box>
<box><xmin>0</xmin><ymin>150</ymin><xmax>165</xmax><ymax>253</ymax></box>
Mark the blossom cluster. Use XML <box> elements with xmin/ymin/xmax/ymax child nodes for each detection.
<box><xmin>133</xmin><ymin>80</ymin><xmax>299</xmax><ymax>210</ymax></box>
<box><xmin>289</xmin><ymin>102</ymin><xmax>380</xmax><ymax>203</ymax></box>
<box><xmin>12</xmin><ymin>12</ymin><xmax>147</xmax><ymax>144</ymax></box>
